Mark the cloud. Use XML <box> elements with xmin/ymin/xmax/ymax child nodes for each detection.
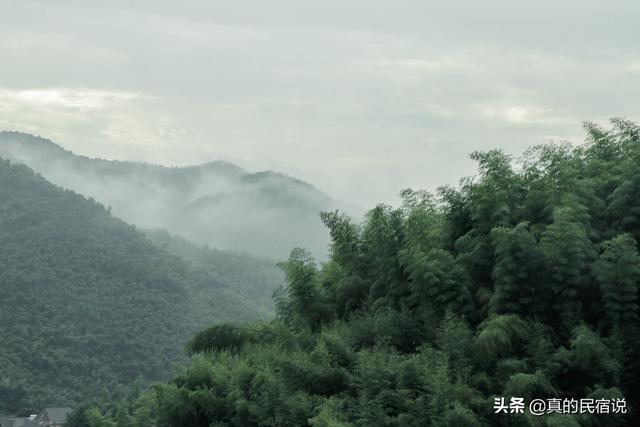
<box><xmin>628</xmin><ymin>61</ymin><xmax>640</xmax><ymax>71</ymax></box>
<box><xmin>361</xmin><ymin>56</ymin><xmax>475</xmax><ymax>73</ymax></box>
<box><xmin>0</xmin><ymin>87</ymin><xmax>171</xmax><ymax>157</ymax></box>
<box><xmin>473</xmin><ymin>104</ymin><xmax>575</xmax><ymax>126</ymax></box>
<box><xmin>2</xmin><ymin>88</ymin><xmax>139</xmax><ymax>110</ymax></box>
<box><xmin>0</xmin><ymin>1</ymin><xmax>638</xmax><ymax>207</ymax></box>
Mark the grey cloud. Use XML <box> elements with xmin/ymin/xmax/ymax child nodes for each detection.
<box><xmin>0</xmin><ymin>0</ymin><xmax>638</xmax><ymax>206</ymax></box>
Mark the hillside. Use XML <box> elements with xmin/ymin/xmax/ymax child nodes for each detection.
<box><xmin>0</xmin><ymin>132</ymin><xmax>355</xmax><ymax>259</ymax></box>
<box><xmin>144</xmin><ymin>229</ymin><xmax>284</xmax><ymax>314</ymax></box>
<box><xmin>0</xmin><ymin>159</ymin><xmax>279</xmax><ymax>414</ymax></box>
<box><xmin>77</xmin><ymin>119</ymin><xmax>640</xmax><ymax>426</ymax></box>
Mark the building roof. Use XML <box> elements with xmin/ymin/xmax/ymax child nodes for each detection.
<box><xmin>37</xmin><ymin>407</ymin><xmax>72</xmax><ymax>424</ymax></box>
<box><xmin>0</xmin><ymin>418</ymin><xmax>38</xmax><ymax>427</ymax></box>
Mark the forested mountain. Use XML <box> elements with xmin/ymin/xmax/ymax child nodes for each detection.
<box><xmin>0</xmin><ymin>159</ymin><xmax>281</xmax><ymax>414</ymax></box>
<box><xmin>144</xmin><ymin>229</ymin><xmax>284</xmax><ymax>313</ymax></box>
<box><xmin>0</xmin><ymin>132</ymin><xmax>356</xmax><ymax>259</ymax></box>
<box><xmin>76</xmin><ymin>119</ymin><xmax>640</xmax><ymax>426</ymax></box>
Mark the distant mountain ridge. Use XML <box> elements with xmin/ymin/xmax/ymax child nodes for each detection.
<box><xmin>0</xmin><ymin>131</ymin><xmax>353</xmax><ymax>258</ymax></box>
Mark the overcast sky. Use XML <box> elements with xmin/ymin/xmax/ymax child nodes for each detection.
<box><xmin>0</xmin><ymin>0</ymin><xmax>638</xmax><ymax>206</ymax></box>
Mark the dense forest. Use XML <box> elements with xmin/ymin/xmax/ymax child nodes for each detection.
<box><xmin>144</xmin><ymin>229</ymin><xmax>284</xmax><ymax>314</ymax></box>
<box><xmin>69</xmin><ymin>119</ymin><xmax>640</xmax><ymax>426</ymax></box>
<box><xmin>0</xmin><ymin>160</ymin><xmax>281</xmax><ymax>414</ymax></box>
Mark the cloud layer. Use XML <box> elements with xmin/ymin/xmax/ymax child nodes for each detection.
<box><xmin>1</xmin><ymin>0</ymin><xmax>638</xmax><ymax>206</ymax></box>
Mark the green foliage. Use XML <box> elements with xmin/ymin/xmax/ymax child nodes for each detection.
<box><xmin>188</xmin><ymin>323</ymin><xmax>254</xmax><ymax>355</ymax></box>
<box><xmin>594</xmin><ymin>233</ymin><xmax>640</xmax><ymax>329</ymax></box>
<box><xmin>145</xmin><ymin>229</ymin><xmax>284</xmax><ymax>316</ymax></box>
<box><xmin>0</xmin><ymin>159</ymin><xmax>275</xmax><ymax>413</ymax></box>
<box><xmin>539</xmin><ymin>204</ymin><xmax>594</xmax><ymax>329</ymax></box>
<box><xmin>473</xmin><ymin>315</ymin><xmax>529</xmax><ymax>368</ymax></box>
<box><xmin>278</xmin><ymin>248</ymin><xmax>332</xmax><ymax>331</ymax></box>
<box><xmin>32</xmin><ymin>120</ymin><xmax>640</xmax><ymax>425</ymax></box>
<box><xmin>565</xmin><ymin>326</ymin><xmax>622</xmax><ymax>391</ymax></box>
<box><xmin>490</xmin><ymin>222</ymin><xmax>547</xmax><ymax>318</ymax></box>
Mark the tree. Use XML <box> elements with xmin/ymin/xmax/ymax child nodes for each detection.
<box><xmin>539</xmin><ymin>204</ymin><xmax>594</xmax><ymax>330</ymax></box>
<box><xmin>360</xmin><ymin>205</ymin><xmax>407</xmax><ymax>306</ymax></box>
<box><xmin>472</xmin><ymin>315</ymin><xmax>529</xmax><ymax>368</ymax></box>
<box><xmin>401</xmin><ymin>247</ymin><xmax>472</xmax><ymax>318</ymax></box>
<box><xmin>278</xmin><ymin>248</ymin><xmax>331</xmax><ymax>331</ymax></box>
<box><xmin>489</xmin><ymin>222</ymin><xmax>548</xmax><ymax>319</ymax></box>
<box><xmin>594</xmin><ymin>233</ymin><xmax>640</xmax><ymax>329</ymax></box>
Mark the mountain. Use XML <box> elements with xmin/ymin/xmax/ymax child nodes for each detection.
<box><xmin>144</xmin><ymin>229</ymin><xmax>284</xmax><ymax>314</ymax></box>
<box><xmin>0</xmin><ymin>132</ymin><xmax>356</xmax><ymax>259</ymax></box>
<box><xmin>0</xmin><ymin>158</ymin><xmax>280</xmax><ymax>414</ymax></box>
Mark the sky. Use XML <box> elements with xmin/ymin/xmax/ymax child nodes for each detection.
<box><xmin>0</xmin><ymin>0</ymin><xmax>638</xmax><ymax>207</ymax></box>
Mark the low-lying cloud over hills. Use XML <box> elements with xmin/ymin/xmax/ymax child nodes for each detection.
<box><xmin>0</xmin><ymin>131</ymin><xmax>360</xmax><ymax>259</ymax></box>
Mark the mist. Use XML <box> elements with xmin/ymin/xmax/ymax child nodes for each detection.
<box><xmin>0</xmin><ymin>131</ymin><xmax>359</xmax><ymax>259</ymax></box>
